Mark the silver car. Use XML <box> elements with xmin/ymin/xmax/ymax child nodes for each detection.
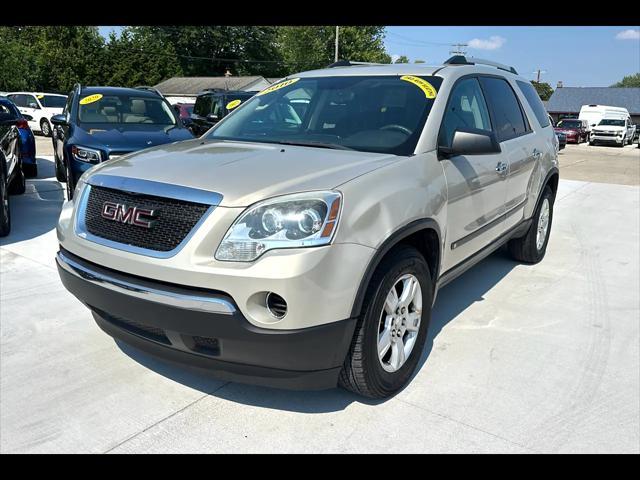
<box><xmin>56</xmin><ymin>56</ymin><xmax>558</xmax><ymax>398</ymax></box>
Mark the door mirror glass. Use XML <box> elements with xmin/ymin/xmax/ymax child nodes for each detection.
<box><xmin>439</xmin><ymin>128</ymin><xmax>501</xmax><ymax>157</ymax></box>
<box><xmin>50</xmin><ymin>114</ymin><xmax>67</xmax><ymax>125</ymax></box>
<box><xmin>22</xmin><ymin>114</ymin><xmax>33</xmax><ymax>121</ymax></box>
<box><xmin>28</xmin><ymin>102</ymin><xmax>39</xmax><ymax>109</ymax></box>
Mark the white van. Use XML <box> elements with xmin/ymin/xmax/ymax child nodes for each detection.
<box><xmin>579</xmin><ymin>104</ymin><xmax>629</xmax><ymax>132</ymax></box>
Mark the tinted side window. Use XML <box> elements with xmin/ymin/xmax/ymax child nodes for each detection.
<box><xmin>24</xmin><ymin>95</ymin><xmax>39</xmax><ymax>108</ymax></box>
<box><xmin>0</xmin><ymin>103</ymin><xmax>16</xmax><ymax>122</ymax></box>
<box><xmin>516</xmin><ymin>80</ymin><xmax>550</xmax><ymax>128</ymax></box>
<box><xmin>439</xmin><ymin>77</ymin><xmax>492</xmax><ymax>148</ymax></box>
<box><xmin>194</xmin><ymin>95</ymin><xmax>213</xmax><ymax>117</ymax></box>
<box><xmin>479</xmin><ymin>77</ymin><xmax>528</xmax><ymax>142</ymax></box>
<box><xmin>9</xmin><ymin>94</ymin><xmax>26</xmax><ymax>107</ymax></box>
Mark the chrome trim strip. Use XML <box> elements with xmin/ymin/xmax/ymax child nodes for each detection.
<box><xmin>88</xmin><ymin>174</ymin><xmax>223</xmax><ymax>206</ymax></box>
<box><xmin>74</xmin><ymin>184</ymin><xmax>215</xmax><ymax>259</ymax></box>
<box><xmin>56</xmin><ymin>250</ymin><xmax>236</xmax><ymax>314</ymax></box>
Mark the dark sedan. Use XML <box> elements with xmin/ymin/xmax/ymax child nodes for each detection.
<box><xmin>51</xmin><ymin>85</ymin><xmax>194</xmax><ymax>200</ymax></box>
<box><xmin>0</xmin><ymin>97</ymin><xmax>37</xmax><ymax>177</ymax></box>
<box><xmin>0</xmin><ymin>99</ymin><xmax>27</xmax><ymax>236</ymax></box>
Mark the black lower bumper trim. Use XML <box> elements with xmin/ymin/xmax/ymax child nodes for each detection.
<box><xmin>57</xmin><ymin>249</ymin><xmax>357</xmax><ymax>390</ymax></box>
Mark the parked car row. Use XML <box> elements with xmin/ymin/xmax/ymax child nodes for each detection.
<box><xmin>5</xmin><ymin>92</ymin><xmax>67</xmax><ymax>137</ymax></box>
<box><xmin>551</xmin><ymin>104</ymin><xmax>638</xmax><ymax>148</ymax></box>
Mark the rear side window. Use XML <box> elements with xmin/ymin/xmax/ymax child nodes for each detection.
<box><xmin>479</xmin><ymin>77</ymin><xmax>529</xmax><ymax>142</ymax></box>
<box><xmin>9</xmin><ymin>94</ymin><xmax>26</xmax><ymax>107</ymax></box>
<box><xmin>516</xmin><ymin>80</ymin><xmax>550</xmax><ymax>128</ymax></box>
<box><xmin>0</xmin><ymin>103</ymin><xmax>17</xmax><ymax>122</ymax></box>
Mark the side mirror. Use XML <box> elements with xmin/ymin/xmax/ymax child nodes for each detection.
<box><xmin>50</xmin><ymin>114</ymin><xmax>68</xmax><ymax>126</ymax></box>
<box><xmin>22</xmin><ymin>114</ymin><xmax>33</xmax><ymax>121</ymax></box>
<box><xmin>28</xmin><ymin>102</ymin><xmax>39</xmax><ymax>109</ymax></box>
<box><xmin>439</xmin><ymin>128</ymin><xmax>501</xmax><ymax>158</ymax></box>
<box><xmin>206</xmin><ymin>113</ymin><xmax>219</xmax><ymax>123</ymax></box>
<box><xmin>591</xmin><ymin>123</ymin><xmax>596</xmax><ymax>127</ymax></box>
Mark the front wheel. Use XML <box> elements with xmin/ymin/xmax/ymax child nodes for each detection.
<box><xmin>65</xmin><ymin>160</ymin><xmax>75</xmax><ymax>200</ymax></box>
<box><xmin>55</xmin><ymin>152</ymin><xmax>66</xmax><ymax>182</ymax></box>
<box><xmin>339</xmin><ymin>245</ymin><xmax>432</xmax><ymax>399</ymax></box>
<box><xmin>8</xmin><ymin>163</ymin><xmax>26</xmax><ymax>195</ymax></box>
<box><xmin>508</xmin><ymin>186</ymin><xmax>554</xmax><ymax>264</ymax></box>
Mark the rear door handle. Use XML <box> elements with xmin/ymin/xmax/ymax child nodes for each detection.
<box><xmin>495</xmin><ymin>161</ymin><xmax>508</xmax><ymax>175</ymax></box>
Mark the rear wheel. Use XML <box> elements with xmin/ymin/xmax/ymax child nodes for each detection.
<box><xmin>339</xmin><ymin>245</ymin><xmax>432</xmax><ymax>399</ymax></box>
<box><xmin>508</xmin><ymin>186</ymin><xmax>554</xmax><ymax>264</ymax></box>
<box><xmin>0</xmin><ymin>154</ymin><xmax>10</xmax><ymax>237</ymax></box>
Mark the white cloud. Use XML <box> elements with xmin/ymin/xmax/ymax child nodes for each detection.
<box><xmin>468</xmin><ymin>36</ymin><xmax>506</xmax><ymax>50</ymax></box>
<box><xmin>615</xmin><ymin>29</ymin><xmax>640</xmax><ymax>40</ymax></box>
<box><xmin>391</xmin><ymin>54</ymin><xmax>400</xmax><ymax>63</ymax></box>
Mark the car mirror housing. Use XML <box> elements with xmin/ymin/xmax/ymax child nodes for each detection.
<box><xmin>23</xmin><ymin>114</ymin><xmax>33</xmax><ymax>121</ymax></box>
<box><xmin>438</xmin><ymin>128</ymin><xmax>501</xmax><ymax>158</ymax></box>
<box><xmin>206</xmin><ymin>113</ymin><xmax>219</xmax><ymax>123</ymax></box>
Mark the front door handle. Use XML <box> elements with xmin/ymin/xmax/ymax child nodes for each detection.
<box><xmin>532</xmin><ymin>148</ymin><xmax>542</xmax><ymax>159</ymax></box>
<box><xmin>495</xmin><ymin>161</ymin><xmax>508</xmax><ymax>175</ymax></box>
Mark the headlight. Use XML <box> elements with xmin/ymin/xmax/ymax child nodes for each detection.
<box><xmin>215</xmin><ymin>191</ymin><xmax>342</xmax><ymax>262</ymax></box>
<box><xmin>72</xmin><ymin>145</ymin><xmax>102</xmax><ymax>163</ymax></box>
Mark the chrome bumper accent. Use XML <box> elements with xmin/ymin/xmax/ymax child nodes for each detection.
<box><xmin>56</xmin><ymin>250</ymin><xmax>236</xmax><ymax>314</ymax></box>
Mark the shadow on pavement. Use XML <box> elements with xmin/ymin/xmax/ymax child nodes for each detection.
<box><xmin>0</xmin><ymin>157</ymin><xmax>65</xmax><ymax>247</ymax></box>
<box><xmin>117</xmin><ymin>246</ymin><xmax>518</xmax><ymax>413</ymax></box>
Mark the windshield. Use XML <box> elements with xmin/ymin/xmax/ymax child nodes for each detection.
<box><xmin>557</xmin><ymin>120</ymin><xmax>582</xmax><ymax>128</ymax></box>
<box><xmin>598</xmin><ymin>119</ymin><xmax>625</xmax><ymax>127</ymax></box>
<box><xmin>39</xmin><ymin>95</ymin><xmax>67</xmax><ymax>108</ymax></box>
<box><xmin>204</xmin><ymin>75</ymin><xmax>443</xmax><ymax>156</ymax></box>
<box><xmin>78</xmin><ymin>93</ymin><xmax>176</xmax><ymax>125</ymax></box>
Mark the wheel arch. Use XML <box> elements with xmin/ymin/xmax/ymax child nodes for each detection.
<box><xmin>350</xmin><ymin>218</ymin><xmax>442</xmax><ymax>318</ymax></box>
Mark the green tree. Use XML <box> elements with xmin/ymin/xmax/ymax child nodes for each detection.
<box><xmin>611</xmin><ymin>73</ymin><xmax>640</xmax><ymax>87</ymax></box>
<box><xmin>128</xmin><ymin>26</ymin><xmax>286</xmax><ymax>78</ymax></box>
<box><xmin>531</xmin><ymin>80</ymin><xmax>554</xmax><ymax>101</ymax></box>
<box><xmin>277</xmin><ymin>26</ymin><xmax>390</xmax><ymax>72</ymax></box>
<box><xmin>103</xmin><ymin>29</ymin><xmax>183</xmax><ymax>87</ymax></box>
<box><xmin>394</xmin><ymin>55</ymin><xmax>410</xmax><ymax>64</ymax></box>
<box><xmin>0</xmin><ymin>26</ymin><xmax>105</xmax><ymax>93</ymax></box>
<box><xmin>413</xmin><ymin>59</ymin><xmax>426</xmax><ymax>64</ymax></box>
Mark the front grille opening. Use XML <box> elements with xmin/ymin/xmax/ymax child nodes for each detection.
<box><xmin>84</xmin><ymin>186</ymin><xmax>210</xmax><ymax>252</ymax></box>
<box><xmin>94</xmin><ymin>307</ymin><xmax>171</xmax><ymax>345</ymax></box>
<box><xmin>266</xmin><ymin>292</ymin><xmax>287</xmax><ymax>319</ymax></box>
<box><xmin>191</xmin><ymin>336</ymin><xmax>220</xmax><ymax>356</ymax></box>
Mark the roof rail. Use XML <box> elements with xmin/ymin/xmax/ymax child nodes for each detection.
<box><xmin>135</xmin><ymin>86</ymin><xmax>164</xmax><ymax>97</ymax></box>
<box><xmin>327</xmin><ymin>60</ymin><xmax>389</xmax><ymax>68</ymax></box>
<box><xmin>444</xmin><ymin>55</ymin><xmax>518</xmax><ymax>75</ymax></box>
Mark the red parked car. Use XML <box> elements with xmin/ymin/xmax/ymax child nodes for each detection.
<box><xmin>173</xmin><ymin>102</ymin><xmax>195</xmax><ymax>132</ymax></box>
<box><xmin>554</xmin><ymin>119</ymin><xmax>588</xmax><ymax>144</ymax></box>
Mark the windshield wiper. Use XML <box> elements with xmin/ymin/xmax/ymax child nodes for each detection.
<box><xmin>277</xmin><ymin>140</ymin><xmax>353</xmax><ymax>151</ymax></box>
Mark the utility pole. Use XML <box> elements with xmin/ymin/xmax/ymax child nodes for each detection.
<box><xmin>335</xmin><ymin>26</ymin><xmax>339</xmax><ymax>62</ymax></box>
<box><xmin>534</xmin><ymin>69</ymin><xmax>547</xmax><ymax>83</ymax></box>
<box><xmin>449</xmin><ymin>43</ymin><xmax>468</xmax><ymax>56</ymax></box>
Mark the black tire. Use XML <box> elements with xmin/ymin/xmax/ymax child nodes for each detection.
<box><xmin>339</xmin><ymin>245</ymin><xmax>432</xmax><ymax>399</ymax></box>
<box><xmin>8</xmin><ymin>162</ymin><xmax>26</xmax><ymax>195</ymax></box>
<box><xmin>55</xmin><ymin>152</ymin><xmax>66</xmax><ymax>182</ymax></box>
<box><xmin>508</xmin><ymin>186</ymin><xmax>554</xmax><ymax>264</ymax></box>
<box><xmin>23</xmin><ymin>163</ymin><xmax>37</xmax><ymax>178</ymax></box>
<box><xmin>0</xmin><ymin>154</ymin><xmax>10</xmax><ymax>237</ymax></box>
<box><xmin>40</xmin><ymin>119</ymin><xmax>52</xmax><ymax>137</ymax></box>
<box><xmin>65</xmin><ymin>159</ymin><xmax>75</xmax><ymax>200</ymax></box>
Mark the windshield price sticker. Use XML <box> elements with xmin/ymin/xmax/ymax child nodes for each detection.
<box><xmin>79</xmin><ymin>94</ymin><xmax>103</xmax><ymax>105</ymax></box>
<box><xmin>256</xmin><ymin>78</ymin><xmax>300</xmax><ymax>96</ymax></box>
<box><xmin>226</xmin><ymin>99</ymin><xmax>242</xmax><ymax>110</ymax></box>
<box><xmin>400</xmin><ymin>76</ymin><xmax>437</xmax><ymax>99</ymax></box>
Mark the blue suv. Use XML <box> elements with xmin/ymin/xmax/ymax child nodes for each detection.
<box><xmin>51</xmin><ymin>84</ymin><xmax>194</xmax><ymax>199</ymax></box>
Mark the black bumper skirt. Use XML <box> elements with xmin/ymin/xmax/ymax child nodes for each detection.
<box><xmin>57</xmin><ymin>249</ymin><xmax>357</xmax><ymax>390</ymax></box>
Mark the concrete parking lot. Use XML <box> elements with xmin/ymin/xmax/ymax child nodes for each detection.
<box><xmin>1</xmin><ymin>139</ymin><xmax>639</xmax><ymax>453</ymax></box>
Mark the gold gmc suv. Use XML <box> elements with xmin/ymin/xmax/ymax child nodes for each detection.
<box><xmin>56</xmin><ymin>56</ymin><xmax>559</xmax><ymax>398</ymax></box>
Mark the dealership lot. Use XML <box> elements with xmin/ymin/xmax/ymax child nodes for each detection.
<box><xmin>1</xmin><ymin>141</ymin><xmax>638</xmax><ymax>453</ymax></box>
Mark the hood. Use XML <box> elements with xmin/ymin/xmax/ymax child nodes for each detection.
<box><xmin>45</xmin><ymin>107</ymin><xmax>64</xmax><ymax>115</ymax></box>
<box><xmin>592</xmin><ymin>125</ymin><xmax>625</xmax><ymax>132</ymax></box>
<box><xmin>554</xmin><ymin>127</ymin><xmax>579</xmax><ymax>134</ymax></box>
<box><xmin>88</xmin><ymin>139</ymin><xmax>398</xmax><ymax>207</ymax></box>
<box><xmin>73</xmin><ymin>124</ymin><xmax>193</xmax><ymax>154</ymax></box>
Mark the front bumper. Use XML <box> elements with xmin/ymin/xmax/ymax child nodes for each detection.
<box><xmin>56</xmin><ymin>249</ymin><xmax>357</xmax><ymax>390</ymax></box>
<box><xmin>590</xmin><ymin>134</ymin><xmax>624</xmax><ymax>144</ymax></box>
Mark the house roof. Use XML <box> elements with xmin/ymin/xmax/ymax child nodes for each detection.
<box><xmin>154</xmin><ymin>76</ymin><xmax>267</xmax><ymax>96</ymax></box>
<box><xmin>546</xmin><ymin>87</ymin><xmax>640</xmax><ymax>115</ymax></box>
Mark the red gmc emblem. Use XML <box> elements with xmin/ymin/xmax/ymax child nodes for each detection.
<box><xmin>101</xmin><ymin>202</ymin><xmax>158</xmax><ymax>229</ymax></box>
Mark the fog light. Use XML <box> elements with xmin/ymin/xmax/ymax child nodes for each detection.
<box><xmin>266</xmin><ymin>292</ymin><xmax>287</xmax><ymax>319</ymax></box>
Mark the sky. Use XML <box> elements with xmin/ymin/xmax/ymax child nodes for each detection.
<box><xmin>98</xmin><ymin>26</ymin><xmax>640</xmax><ymax>87</ymax></box>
